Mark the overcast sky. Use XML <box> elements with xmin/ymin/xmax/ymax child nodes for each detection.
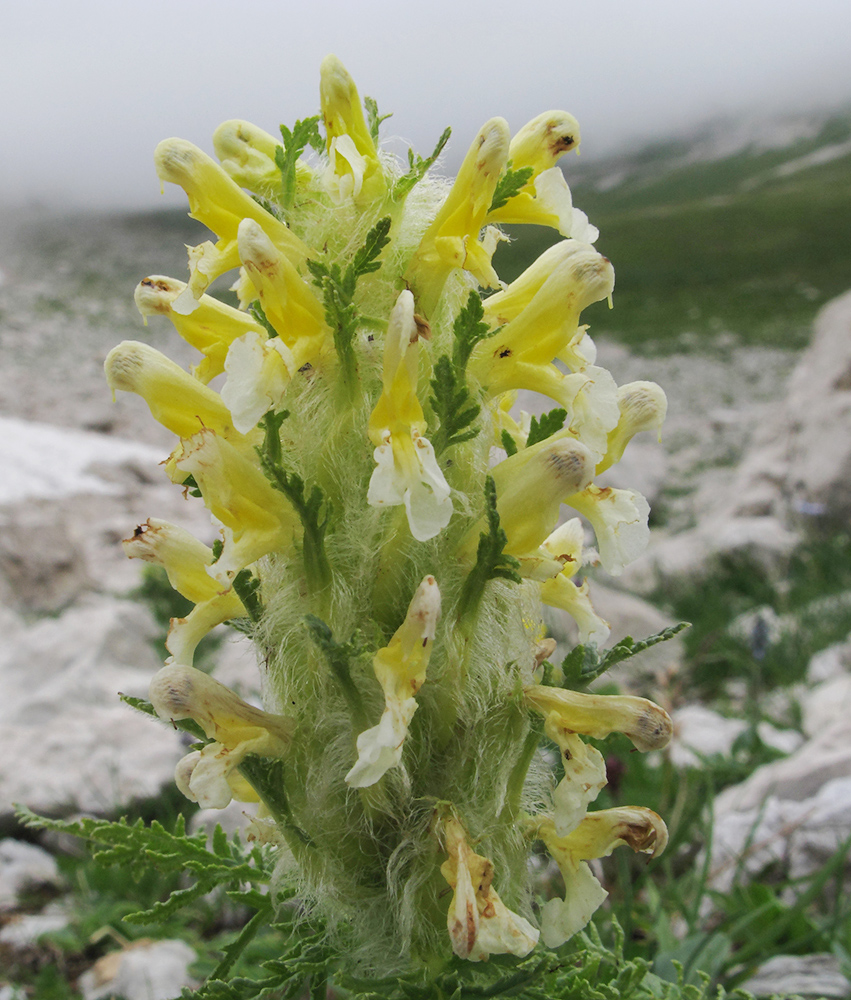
<box><xmin>3</xmin><ymin>0</ymin><xmax>850</xmax><ymax>211</ymax></box>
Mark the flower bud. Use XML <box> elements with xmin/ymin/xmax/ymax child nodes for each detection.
<box><xmin>320</xmin><ymin>55</ymin><xmax>384</xmax><ymax>203</ymax></box>
<box><xmin>405</xmin><ymin>118</ymin><xmax>510</xmax><ymax>312</ymax></box>
<box><xmin>489</xmin><ymin>436</ymin><xmax>595</xmax><ymax>555</ymax></box>
<box><xmin>597</xmin><ymin>381</ymin><xmax>668</xmax><ymax>474</ymax></box>
<box><xmin>104</xmin><ymin>340</ymin><xmax>241</xmax><ymax>443</ymax></box>
<box><xmin>525</xmin><ymin>684</ymin><xmax>673</xmax><ymax>752</ymax></box>
<box><xmin>134</xmin><ymin>275</ymin><xmax>264</xmax><ymax>384</ymax></box>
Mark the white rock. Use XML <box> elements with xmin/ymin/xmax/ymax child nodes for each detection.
<box><xmin>670</xmin><ymin>705</ymin><xmax>747</xmax><ymax>768</ymax></box>
<box><xmin>78</xmin><ymin>939</ymin><xmax>197</xmax><ymax>1000</ymax></box>
<box><xmin>741</xmin><ymin>953</ymin><xmax>851</xmax><ymax>998</ymax></box>
<box><xmin>0</xmin><ymin>598</ymin><xmax>184</xmax><ymax>817</ymax></box>
<box><xmin>0</xmin><ymin>902</ymin><xmax>69</xmax><ymax>946</ymax></box>
<box><xmin>0</xmin><ymin>839</ymin><xmax>60</xmax><ymax>908</ymax></box>
<box><xmin>802</xmin><ymin>673</ymin><xmax>851</xmax><ymax>739</ymax></box>
<box><xmin>808</xmin><ymin>639</ymin><xmax>851</xmax><ymax>684</ymax></box>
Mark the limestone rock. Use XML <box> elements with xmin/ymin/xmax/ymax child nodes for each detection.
<box><xmin>0</xmin><ymin>839</ymin><xmax>61</xmax><ymax>909</ymax></box>
<box><xmin>0</xmin><ymin>598</ymin><xmax>184</xmax><ymax>817</ymax></box>
<box><xmin>78</xmin><ymin>939</ymin><xmax>198</xmax><ymax>1000</ymax></box>
<box><xmin>741</xmin><ymin>953</ymin><xmax>850</xmax><ymax>999</ymax></box>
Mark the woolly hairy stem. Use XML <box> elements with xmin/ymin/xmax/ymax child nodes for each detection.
<box><xmin>238</xmin><ymin>757</ymin><xmax>314</xmax><ymax>854</ymax></box>
<box><xmin>500</xmin><ymin>712</ymin><xmax>542</xmax><ymax>824</ymax></box>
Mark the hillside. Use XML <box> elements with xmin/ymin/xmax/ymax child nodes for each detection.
<box><xmin>495</xmin><ymin>108</ymin><xmax>851</xmax><ymax>351</ymax></box>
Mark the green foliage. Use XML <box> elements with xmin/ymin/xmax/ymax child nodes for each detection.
<box><xmin>526</xmin><ymin>408</ymin><xmax>568</xmax><ymax>447</ymax></box>
<box><xmin>256</xmin><ymin>443</ymin><xmax>331</xmax><ymax>593</ymax></box>
<box><xmin>501</xmin><ymin>428</ymin><xmax>518</xmax><ymax>456</ymax></box>
<box><xmin>393</xmin><ymin>126</ymin><xmax>452</xmax><ymax>200</ymax></box>
<box><xmin>429</xmin><ymin>354</ymin><xmax>481</xmax><ymax>456</ymax></box>
<box><xmin>458</xmin><ymin>476</ymin><xmax>521</xmax><ymax>619</ymax></box>
<box><xmin>306</xmin><ymin>216</ymin><xmax>392</xmax><ymax>384</ymax></box>
<box><xmin>364</xmin><ymin>95</ymin><xmax>393</xmax><ymax>144</ymax></box>
<box><xmin>560</xmin><ymin>622</ymin><xmax>690</xmax><ymax>686</ymax></box>
<box><xmin>489</xmin><ymin>163</ymin><xmax>535</xmax><ymax>212</ymax></box>
<box><xmin>232</xmin><ymin>568</ymin><xmax>264</xmax><ymax>623</ymax></box>
<box><xmin>304</xmin><ymin>614</ymin><xmax>368</xmax><ymax>727</ymax></box>
<box><xmin>248</xmin><ymin>301</ymin><xmax>278</xmax><ymax>338</ymax></box>
<box><xmin>276</xmin><ymin>116</ymin><xmax>322</xmax><ymax>211</ymax></box>
<box><xmin>451</xmin><ymin>290</ymin><xmax>497</xmax><ymax>373</ymax></box>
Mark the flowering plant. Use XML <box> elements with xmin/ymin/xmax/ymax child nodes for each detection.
<box><xmin>26</xmin><ymin>56</ymin><xmax>683</xmax><ymax>997</ymax></box>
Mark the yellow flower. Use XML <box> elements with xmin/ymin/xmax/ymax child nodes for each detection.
<box><xmin>525</xmin><ymin>684</ymin><xmax>673</xmax><ymax>753</ymax></box>
<box><xmin>171</xmin><ymin>429</ymin><xmax>297</xmax><ymax>582</ymax></box>
<box><xmin>440</xmin><ymin>815</ymin><xmax>539</xmax><ymax>962</ymax></box>
<box><xmin>596</xmin><ymin>381</ymin><xmax>668</xmax><ymax>475</ymax></box>
<box><xmin>150</xmin><ymin>664</ymin><xmax>293</xmax><ymax>809</ymax></box>
<box><xmin>405</xmin><ymin>118</ymin><xmax>510</xmax><ymax>313</ymax></box>
<box><xmin>537</xmin><ymin>519</ymin><xmax>610</xmax><ymax>646</ymax></box>
<box><xmin>566</xmin><ymin>484</ymin><xmax>650</xmax><ymax>575</ymax></box>
<box><xmin>486</xmin><ymin>112</ymin><xmax>597</xmax><ymax>240</ymax></box>
<box><xmin>485</xmin><ymin>435</ymin><xmax>595</xmax><ymax>557</ymax></box>
<box><xmin>104</xmin><ymin>340</ymin><xmax>245</xmax><ymax>445</ymax></box>
<box><xmin>367</xmin><ymin>290</ymin><xmax>452</xmax><ymax>541</ymax></box>
<box><xmin>213</xmin><ymin>119</ymin><xmax>313</xmax><ymax>201</ymax></box>
<box><xmin>345</xmin><ymin>576</ymin><xmax>440</xmax><ymax>787</ymax></box>
<box><xmin>122</xmin><ymin>519</ymin><xmax>246</xmax><ymax>666</ymax></box>
<box><xmin>133</xmin><ymin>275</ymin><xmax>265</xmax><ymax>385</ymax></box>
<box><xmin>154</xmin><ymin>138</ymin><xmax>309</xmax><ymax>310</ymax></box>
<box><xmin>528</xmin><ymin>809</ymin><xmax>667</xmax><ymax>947</ymax></box>
<box><xmin>319</xmin><ymin>54</ymin><xmax>385</xmax><ymax>203</ymax></box>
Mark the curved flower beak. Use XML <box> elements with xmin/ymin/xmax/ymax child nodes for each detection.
<box><xmin>320</xmin><ymin>55</ymin><xmax>385</xmax><ymax>203</ymax></box>
<box><xmin>405</xmin><ymin>118</ymin><xmax>510</xmax><ymax>313</ymax></box>
<box><xmin>150</xmin><ymin>663</ymin><xmax>293</xmax><ymax>809</ymax></box>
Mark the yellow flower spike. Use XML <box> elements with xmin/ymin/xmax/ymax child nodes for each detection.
<box><xmin>213</xmin><ymin>119</ymin><xmax>313</xmax><ymax>201</ymax></box>
<box><xmin>319</xmin><ymin>55</ymin><xmax>385</xmax><ymax>204</ymax></box>
<box><xmin>537</xmin><ymin>519</ymin><xmax>611</xmax><ymax>646</ymax></box>
<box><xmin>566</xmin><ymin>484</ymin><xmax>650</xmax><ymax>575</ymax></box>
<box><xmin>122</xmin><ymin>518</ymin><xmax>246</xmax><ymax>666</ymax></box>
<box><xmin>405</xmin><ymin>118</ymin><xmax>510</xmax><ymax>314</ymax></box>
<box><xmin>439</xmin><ymin>814</ymin><xmax>539</xmax><ymax>962</ymax></box>
<box><xmin>172</xmin><ymin>429</ymin><xmax>297</xmax><ymax>583</ymax></box>
<box><xmin>154</xmin><ymin>138</ymin><xmax>310</xmax><ymax>311</ymax></box>
<box><xmin>484</xmin><ymin>435</ymin><xmax>595</xmax><ymax>557</ymax></box>
<box><xmin>134</xmin><ymin>275</ymin><xmax>265</xmax><ymax>385</ymax></box>
<box><xmin>104</xmin><ymin>340</ymin><xmax>246</xmax><ymax>444</ymax></box>
<box><xmin>367</xmin><ymin>290</ymin><xmax>453</xmax><ymax>541</ymax></box>
<box><xmin>345</xmin><ymin>575</ymin><xmax>440</xmax><ymax>788</ymax></box>
<box><xmin>525</xmin><ymin>684</ymin><xmax>673</xmax><ymax>753</ymax></box>
<box><xmin>486</xmin><ymin>112</ymin><xmax>596</xmax><ymax>239</ymax></box>
<box><xmin>596</xmin><ymin>381</ymin><xmax>668</xmax><ymax>475</ymax></box>
<box><xmin>150</xmin><ymin>663</ymin><xmax>294</xmax><ymax>809</ymax></box>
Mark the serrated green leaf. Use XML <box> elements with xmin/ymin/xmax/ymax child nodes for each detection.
<box><xmin>561</xmin><ymin>622</ymin><xmax>690</xmax><ymax>686</ymax></box>
<box><xmin>365</xmin><ymin>95</ymin><xmax>393</xmax><ymax>144</ymax></box>
<box><xmin>458</xmin><ymin>476</ymin><xmax>521</xmax><ymax>619</ymax></box>
<box><xmin>428</xmin><ymin>354</ymin><xmax>481</xmax><ymax>456</ymax></box>
<box><xmin>526</xmin><ymin>407</ymin><xmax>567</xmax><ymax>447</ymax></box>
<box><xmin>393</xmin><ymin>126</ymin><xmax>451</xmax><ymax>200</ymax></box>
<box><xmin>277</xmin><ymin>116</ymin><xmax>321</xmax><ymax>211</ymax></box>
<box><xmin>489</xmin><ymin>163</ymin><xmax>534</xmax><ymax>212</ymax></box>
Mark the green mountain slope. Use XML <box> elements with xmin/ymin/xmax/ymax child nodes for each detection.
<box><xmin>494</xmin><ymin>110</ymin><xmax>851</xmax><ymax>351</ymax></box>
